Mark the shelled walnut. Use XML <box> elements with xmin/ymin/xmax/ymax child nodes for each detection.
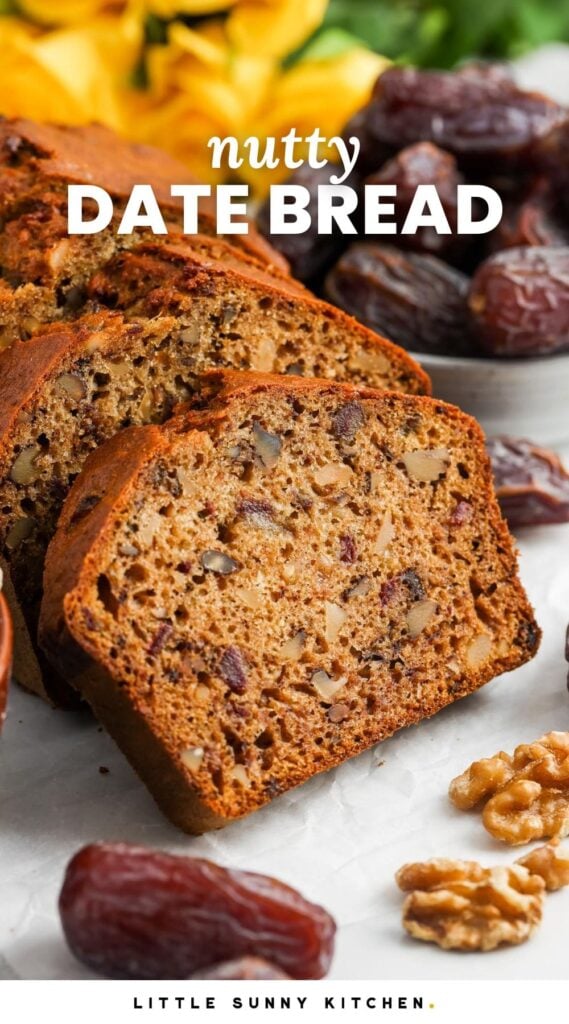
<box><xmin>396</xmin><ymin>858</ymin><xmax>545</xmax><ymax>951</ymax></box>
<box><xmin>517</xmin><ymin>839</ymin><xmax>569</xmax><ymax>891</ymax></box>
<box><xmin>397</xmin><ymin>841</ymin><xmax>569</xmax><ymax>951</ymax></box>
<box><xmin>449</xmin><ymin>732</ymin><xmax>569</xmax><ymax>845</ymax></box>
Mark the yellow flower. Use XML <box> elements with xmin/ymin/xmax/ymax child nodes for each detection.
<box><xmin>228</xmin><ymin>0</ymin><xmax>328</xmax><ymax>59</ymax></box>
<box><xmin>132</xmin><ymin>19</ymin><xmax>275</xmax><ymax>181</ymax></box>
<box><xmin>148</xmin><ymin>1</ymin><xmax>237</xmax><ymax>15</ymax></box>
<box><xmin>0</xmin><ymin>13</ymin><xmax>142</xmax><ymax>129</ymax></box>
<box><xmin>242</xmin><ymin>46</ymin><xmax>389</xmax><ymax>194</ymax></box>
<box><xmin>17</xmin><ymin>2</ymin><xmax>126</xmax><ymax>27</ymax></box>
<box><xmin>147</xmin><ymin>0</ymin><xmax>326</xmax><ymax>57</ymax></box>
<box><xmin>1</xmin><ymin>1</ymin><xmax>386</xmax><ymax>197</ymax></box>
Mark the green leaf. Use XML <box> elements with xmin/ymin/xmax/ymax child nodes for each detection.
<box><xmin>322</xmin><ymin>0</ymin><xmax>420</xmax><ymax>58</ymax></box>
<box><xmin>312</xmin><ymin>0</ymin><xmax>569</xmax><ymax>69</ymax></box>
<box><xmin>297</xmin><ymin>27</ymin><xmax>368</xmax><ymax>61</ymax></box>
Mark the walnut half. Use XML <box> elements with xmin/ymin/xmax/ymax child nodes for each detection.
<box><xmin>449</xmin><ymin>732</ymin><xmax>569</xmax><ymax>845</ymax></box>
<box><xmin>517</xmin><ymin>839</ymin><xmax>569</xmax><ymax>892</ymax></box>
<box><xmin>396</xmin><ymin>857</ymin><xmax>545</xmax><ymax>951</ymax></box>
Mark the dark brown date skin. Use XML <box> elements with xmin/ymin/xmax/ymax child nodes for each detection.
<box><xmin>59</xmin><ymin>843</ymin><xmax>336</xmax><ymax>980</ymax></box>
<box><xmin>365</xmin><ymin>142</ymin><xmax>466</xmax><ymax>259</ymax></box>
<box><xmin>469</xmin><ymin>246</ymin><xmax>569</xmax><ymax>356</ymax></box>
<box><xmin>257</xmin><ymin>163</ymin><xmax>358</xmax><ymax>284</ymax></box>
<box><xmin>326</xmin><ymin>242</ymin><xmax>475</xmax><ymax>356</ymax></box>
<box><xmin>366</xmin><ymin>66</ymin><xmax>567</xmax><ymax>169</ymax></box>
<box><xmin>492</xmin><ymin>179</ymin><xmax>569</xmax><ymax>251</ymax></box>
<box><xmin>342</xmin><ymin>103</ymin><xmax>396</xmax><ymax>176</ymax></box>
<box><xmin>487</xmin><ymin>436</ymin><xmax>569</xmax><ymax>527</ymax></box>
<box><xmin>190</xmin><ymin>957</ymin><xmax>290</xmax><ymax>980</ymax></box>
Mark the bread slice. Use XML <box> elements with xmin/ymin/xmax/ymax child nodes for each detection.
<box><xmin>0</xmin><ymin>268</ymin><xmax>426</xmax><ymax>707</ymax></box>
<box><xmin>0</xmin><ymin>118</ymin><xmax>287</xmax><ymax>346</ymax></box>
<box><xmin>0</xmin><ymin>205</ymin><xmax>294</xmax><ymax>348</ymax></box>
<box><xmin>39</xmin><ymin>372</ymin><xmax>539</xmax><ymax>833</ymax></box>
<box><xmin>0</xmin><ymin>119</ymin><xmax>284</xmax><ymax>268</ymax></box>
<box><xmin>87</xmin><ymin>236</ymin><xmax>429</xmax><ymax>396</ymax></box>
<box><xmin>0</xmin><ymin>310</ymin><xmax>196</xmax><ymax>703</ymax></box>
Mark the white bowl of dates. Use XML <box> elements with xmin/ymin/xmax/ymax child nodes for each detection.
<box><xmin>414</xmin><ymin>349</ymin><xmax>569</xmax><ymax>447</ymax></box>
<box><xmin>259</xmin><ymin>64</ymin><xmax>569</xmax><ymax>444</ymax></box>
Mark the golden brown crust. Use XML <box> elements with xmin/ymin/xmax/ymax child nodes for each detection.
<box><xmin>0</xmin><ymin>118</ymin><xmax>288</xmax><ymax>274</ymax></box>
<box><xmin>89</xmin><ymin>238</ymin><xmax>431</xmax><ymax>397</ymax></box>
<box><xmin>38</xmin><ymin>425</ymin><xmax>225</xmax><ymax>830</ymax></box>
<box><xmin>40</xmin><ymin>424</ymin><xmax>164</xmax><ymax>670</ymax></box>
<box><xmin>0</xmin><ymin>119</ymin><xmax>201</xmax><ymax>204</ymax></box>
<box><xmin>40</xmin><ymin>372</ymin><xmax>539</xmax><ymax>832</ymax></box>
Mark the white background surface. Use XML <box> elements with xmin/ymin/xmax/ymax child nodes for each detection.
<box><xmin>1</xmin><ymin>511</ymin><xmax>568</xmax><ymax>981</ymax></box>
<box><xmin>1</xmin><ymin>46</ymin><xmax>569</xmax><ymax>986</ymax></box>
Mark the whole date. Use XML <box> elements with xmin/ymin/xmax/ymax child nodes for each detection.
<box><xmin>326</xmin><ymin>242</ymin><xmax>474</xmax><ymax>356</ymax></box>
<box><xmin>367</xmin><ymin>66</ymin><xmax>567</xmax><ymax>168</ymax></box>
<box><xmin>59</xmin><ymin>843</ymin><xmax>336</xmax><ymax>979</ymax></box>
<box><xmin>469</xmin><ymin>247</ymin><xmax>569</xmax><ymax>356</ymax></box>
<box><xmin>487</xmin><ymin>436</ymin><xmax>569</xmax><ymax>527</ymax></box>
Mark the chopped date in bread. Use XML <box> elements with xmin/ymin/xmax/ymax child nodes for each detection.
<box><xmin>59</xmin><ymin>843</ymin><xmax>334</xmax><ymax>979</ymax></box>
<box><xmin>0</xmin><ymin>311</ymin><xmax>199</xmax><ymax>703</ymax></box>
<box><xmin>39</xmin><ymin>372</ymin><xmax>539</xmax><ymax>832</ymax></box>
<box><xmin>0</xmin><ymin>221</ymin><xmax>291</xmax><ymax>350</ymax></box>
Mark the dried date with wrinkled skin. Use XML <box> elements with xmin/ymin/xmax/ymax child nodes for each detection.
<box><xmin>59</xmin><ymin>843</ymin><xmax>336</xmax><ymax>980</ymax></box>
<box><xmin>491</xmin><ymin>179</ymin><xmax>569</xmax><ymax>252</ymax></box>
<box><xmin>257</xmin><ymin>163</ymin><xmax>358</xmax><ymax>284</ymax></box>
<box><xmin>365</xmin><ymin>142</ymin><xmax>466</xmax><ymax>259</ymax></box>
<box><xmin>366</xmin><ymin>66</ymin><xmax>567</xmax><ymax>169</ymax></box>
<box><xmin>190</xmin><ymin>957</ymin><xmax>290</xmax><ymax>980</ymax></box>
<box><xmin>469</xmin><ymin>247</ymin><xmax>569</xmax><ymax>356</ymax></box>
<box><xmin>342</xmin><ymin>103</ymin><xmax>396</xmax><ymax>176</ymax></box>
<box><xmin>487</xmin><ymin>437</ymin><xmax>569</xmax><ymax>527</ymax></box>
<box><xmin>325</xmin><ymin>242</ymin><xmax>475</xmax><ymax>356</ymax></box>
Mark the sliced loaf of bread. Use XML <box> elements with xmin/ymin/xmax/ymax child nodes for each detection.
<box><xmin>0</xmin><ymin>263</ymin><xmax>426</xmax><ymax>706</ymax></box>
<box><xmin>0</xmin><ymin>119</ymin><xmax>287</xmax><ymax>346</ymax></box>
<box><xmin>39</xmin><ymin>372</ymin><xmax>539</xmax><ymax>832</ymax></box>
<box><xmin>87</xmin><ymin>236</ymin><xmax>429</xmax><ymax>395</ymax></box>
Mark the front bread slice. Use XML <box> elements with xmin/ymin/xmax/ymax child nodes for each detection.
<box><xmin>39</xmin><ymin>373</ymin><xmax>539</xmax><ymax>833</ymax></box>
